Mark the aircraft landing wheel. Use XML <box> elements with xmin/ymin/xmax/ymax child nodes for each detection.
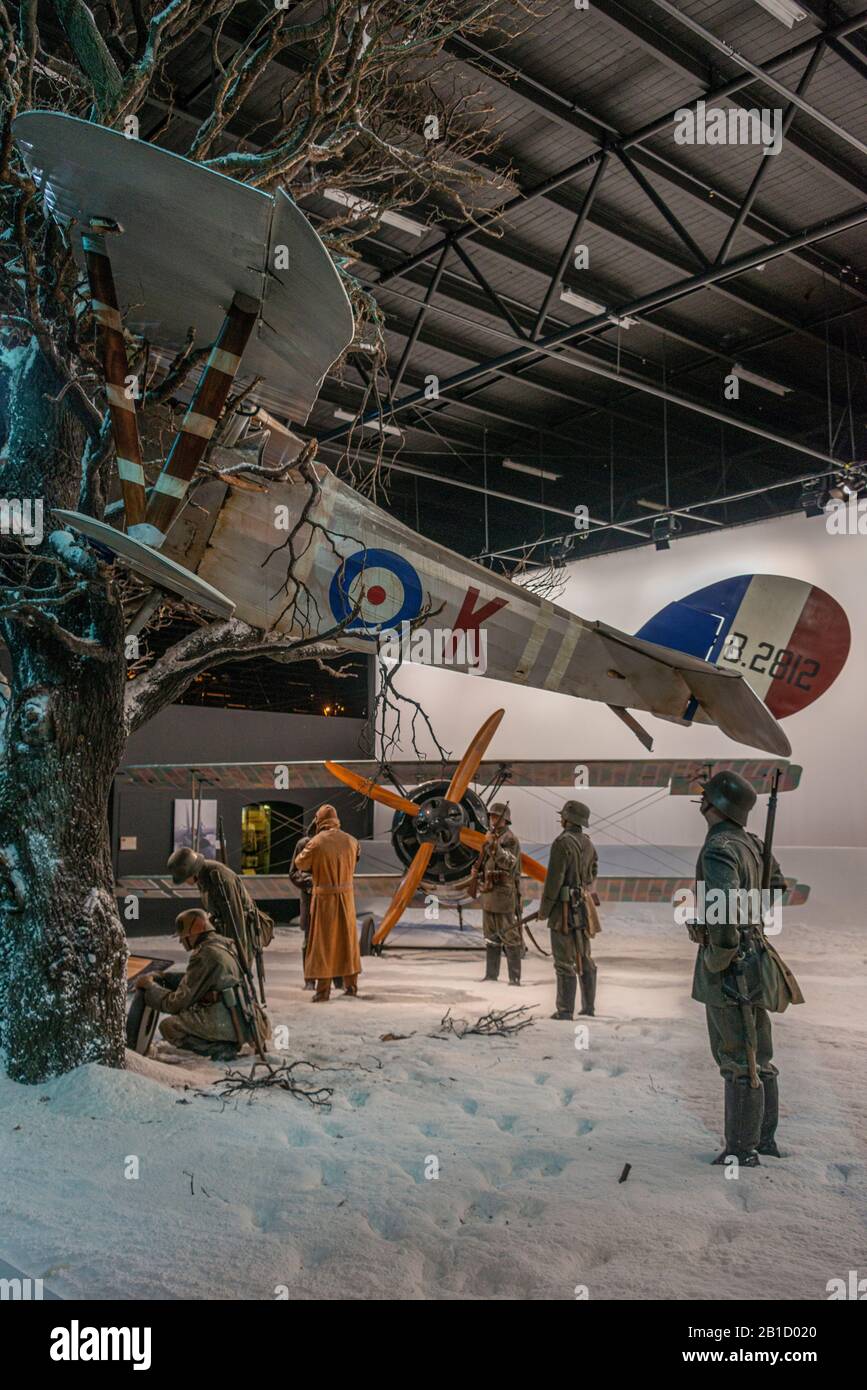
<box><xmin>359</xmin><ymin>914</ymin><xmax>376</xmax><ymax>956</ymax></box>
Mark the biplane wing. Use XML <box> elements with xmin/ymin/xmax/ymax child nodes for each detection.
<box><xmin>117</xmin><ymin>757</ymin><xmax>802</xmax><ymax>795</ymax></box>
<box><xmin>14</xmin><ymin>112</ymin><xmax>354</xmax><ymax>426</ymax></box>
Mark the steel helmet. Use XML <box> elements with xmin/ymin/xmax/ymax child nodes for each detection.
<box><xmin>488</xmin><ymin>801</ymin><xmax>511</xmax><ymax>826</ymax></box>
<box><xmin>174</xmin><ymin>908</ymin><xmax>214</xmax><ymax>943</ymax></box>
<box><xmin>561</xmin><ymin>799</ymin><xmax>590</xmax><ymax>828</ymax></box>
<box><xmin>167</xmin><ymin>847</ymin><xmax>204</xmax><ymax>883</ymax></box>
<box><xmin>701</xmin><ymin>770</ymin><xmax>756</xmax><ymax>827</ymax></box>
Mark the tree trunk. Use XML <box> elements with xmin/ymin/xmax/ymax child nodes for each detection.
<box><xmin>0</xmin><ymin>342</ymin><xmax>127</xmax><ymax>1082</ymax></box>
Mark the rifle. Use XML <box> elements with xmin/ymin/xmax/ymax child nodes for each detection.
<box><xmin>762</xmin><ymin>767</ymin><xmax>782</xmax><ymax>892</ymax></box>
<box><xmin>212</xmin><ymin>876</ymin><xmax>268</xmax><ymax>1059</ymax></box>
<box><xmin>520</xmin><ymin>910</ymin><xmax>550</xmax><ymax>957</ymax></box>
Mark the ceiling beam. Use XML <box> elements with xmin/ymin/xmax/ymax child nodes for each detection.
<box><xmin>323</xmin><ymin>203</ymin><xmax>867</xmax><ymax>467</ymax></box>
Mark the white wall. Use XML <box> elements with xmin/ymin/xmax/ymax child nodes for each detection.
<box><xmin>375</xmin><ymin>511</ymin><xmax>866</xmax><ymax>857</ymax></box>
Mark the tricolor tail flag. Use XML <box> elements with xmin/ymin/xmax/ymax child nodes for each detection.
<box><xmin>637</xmin><ymin>575</ymin><xmax>851</xmax><ymax>721</ymax></box>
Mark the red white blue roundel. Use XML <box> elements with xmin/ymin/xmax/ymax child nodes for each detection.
<box><xmin>637</xmin><ymin>574</ymin><xmax>850</xmax><ymax>719</ymax></box>
<box><xmin>329</xmin><ymin>548</ymin><xmax>423</xmax><ymax>636</ymax></box>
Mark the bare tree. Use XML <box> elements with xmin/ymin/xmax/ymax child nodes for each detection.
<box><xmin>0</xmin><ymin>0</ymin><xmax>539</xmax><ymax>1082</ymax></box>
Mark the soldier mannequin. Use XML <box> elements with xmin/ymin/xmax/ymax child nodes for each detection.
<box><xmin>540</xmin><ymin>800</ymin><xmax>600</xmax><ymax>1020</ymax></box>
<box><xmin>135</xmin><ymin>908</ymin><xmax>267</xmax><ymax>1060</ymax></box>
<box><xmin>167</xmin><ymin>847</ymin><xmax>273</xmax><ymax>999</ymax></box>
<box><xmin>691</xmin><ymin>770</ymin><xmax>804</xmax><ymax>1165</ymax></box>
<box><xmin>471</xmin><ymin>802</ymin><xmax>523</xmax><ymax>985</ymax></box>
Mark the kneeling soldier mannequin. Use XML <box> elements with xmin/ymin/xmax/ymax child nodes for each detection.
<box><xmin>135</xmin><ymin>909</ymin><xmax>269</xmax><ymax>1060</ymax></box>
<box><xmin>691</xmin><ymin>771</ymin><xmax>804</xmax><ymax>1166</ymax></box>
<box><xmin>540</xmin><ymin>800</ymin><xmax>599</xmax><ymax>1019</ymax></box>
<box><xmin>471</xmin><ymin>802</ymin><xmax>523</xmax><ymax>985</ymax></box>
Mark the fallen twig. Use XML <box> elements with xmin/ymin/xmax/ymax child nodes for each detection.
<box><xmin>433</xmin><ymin>1006</ymin><xmax>537</xmax><ymax>1039</ymax></box>
<box><xmin>211</xmin><ymin>1060</ymin><xmax>335</xmax><ymax>1110</ymax></box>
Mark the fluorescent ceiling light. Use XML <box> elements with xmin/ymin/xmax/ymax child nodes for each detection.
<box><xmin>323</xmin><ymin>188</ymin><xmax>427</xmax><ymax>237</ymax></box>
<box><xmin>560</xmin><ymin>288</ymin><xmax>606</xmax><ymax>315</ymax></box>
<box><xmin>502</xmin><ymin>458</ymin><xmax>561</xmax><ymax>482</ymax></box>
<box><xmin>731</xmin><ymin>363</ymin><xmax>792</xmax><ymax>397</ymax></box>
<box><xmin>753</xmin><ymin>0</ymin><xmax>808</xmax><ymax>29</ymax></box>
<box><xmin>560</xmin><ymin>288</ymin><xmax>636</xmax><ymax>328</ymax></box>
<box><xmin>334</xmin><ymin>408</ymin><xmax>401</xmax><ymax>437</ymax></box>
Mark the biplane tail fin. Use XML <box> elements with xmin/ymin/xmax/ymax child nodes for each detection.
<box><xmin>594</xmin><ymin>623</ymin><xmax>791</xmax><ymax>756</ymax></box>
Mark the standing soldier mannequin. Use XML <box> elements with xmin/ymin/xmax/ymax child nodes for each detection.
<box><xmin>471</xmin><ymin>802</ymin><xmax>523</xmax><ymax>985</ymax></box>
<box><xmin>135</xmin><ymin>908</ymin><xmax>269</xmax><ymax>1060</ymax></box>
<box><xmin>167</xmin><ymin>846</ymin><xmax>274</xmax><ymax>1002</ymax></box>
<box><xmin>540</xmin><ymin>800</ymin><xmax>600</xmax><ymax>1020</ymax></box>
<box><xmin>293</xmin><ymin>803</ymin><xmax>361</xmax><ymax>1002</ymax></box>
<box><xmin>690</xmin><ymin>771</ymin><xmax>804</xmax><ymax>1166</ymax></box>
<box><xmin>289</xmin><ymin>819</ymin><xmax>317</xmax><ymax>991</ymax></box>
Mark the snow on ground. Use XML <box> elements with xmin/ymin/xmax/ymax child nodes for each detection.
<box><xmin>0</xmin><ymin>909</ymin><xmax>865</xmax><ymax>1301</ymax></box>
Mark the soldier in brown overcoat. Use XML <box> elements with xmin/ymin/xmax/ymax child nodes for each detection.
<box><xmin>293</xmin><ymin>804</ymin><xmax>361</xmax><ymax>1002</ymax></box>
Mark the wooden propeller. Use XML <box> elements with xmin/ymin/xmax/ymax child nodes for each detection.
<box><xmin>326</xmin><ymin>709</ymin><xmax>526</xmax><ymax>945</ymax></box>
<box><xmin>323</xmin><ymin>761</ymin><xmax>420</xmax><ymax>817</ymax></box>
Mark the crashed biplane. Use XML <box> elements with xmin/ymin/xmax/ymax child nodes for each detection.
<box><xmin>16</xmin><ymin>111</ymin><xmax>790</xmax><ymax>762</ymax></box>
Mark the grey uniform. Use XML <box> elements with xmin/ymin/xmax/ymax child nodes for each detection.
<box><xmin>693</xmin><ymin>819</ymin><xmax>804</xmax><ymax>1082</ymax></box>
<box><xmin>540</xmin><ymin>827</ymin><xmax>599</xmax><ymax>980</ymax></box>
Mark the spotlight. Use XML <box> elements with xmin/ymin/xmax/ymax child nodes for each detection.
<box><xmin>652</xmin><ymin>514</ymin><xmax>679</xmax><ymax>551</ymax></box>
<box><xmin>828</xmin><ymin>469</ymin><xmax>866</xmax><ymax>501</ymax></box>
<box><xmin>799</xmin><ymin>479</ymin><xmax>826</xmax><ymax>518</ymax></box>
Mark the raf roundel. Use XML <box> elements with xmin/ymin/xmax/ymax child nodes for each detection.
<box><xmin>329</xmin><ymin>548</ymin><xmax>423</xmax><ymax>636</ymax></box>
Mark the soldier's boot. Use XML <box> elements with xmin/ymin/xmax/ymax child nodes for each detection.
<box><xmin>757</xmin><ymin>1074</ymin><xmax>781</xmax><ymax>1157</ymax></box>
<box><xmin>505</xmin><ymin>946</ymin><xmax>522</xmax><ymax>986</ymax></box>
<box><xmin>578</xmin><ymin>961</ymin><xmax>597</xmax><ymax>1016</ymax></box>
<box><xmin>342</xmin><ymin>974</ymin><xmax>359</xmax><ymax>997</ymax></box>
<box><xmin>173</xmin><ymin>1034</ymin><xmax>239</xmax><ymax>1061</ymax></box>
<box><xmin>312</xmin><ymin>979</ymin><xmax>331</xmax><ymax>1003</ymax></box>
<box><xmin>551</xmin><ymin>973</ymin><xmax>577</xmax><ymax>1020</ymax></box>
<box><xmin>482</xmin><ymin>944</ymin><xmax>501</xmax><ymax>981</ymax></box>
<box><xmin>712</xmin><ymin>1078</ymin><xmax>763</xmax><ymax>1166</ymax></box>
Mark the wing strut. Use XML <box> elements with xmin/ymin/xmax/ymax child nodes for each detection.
<box><xmin>608</xmin><ymin>705</ymin><xmax>654</xmax><ymax>751</ymax></box>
